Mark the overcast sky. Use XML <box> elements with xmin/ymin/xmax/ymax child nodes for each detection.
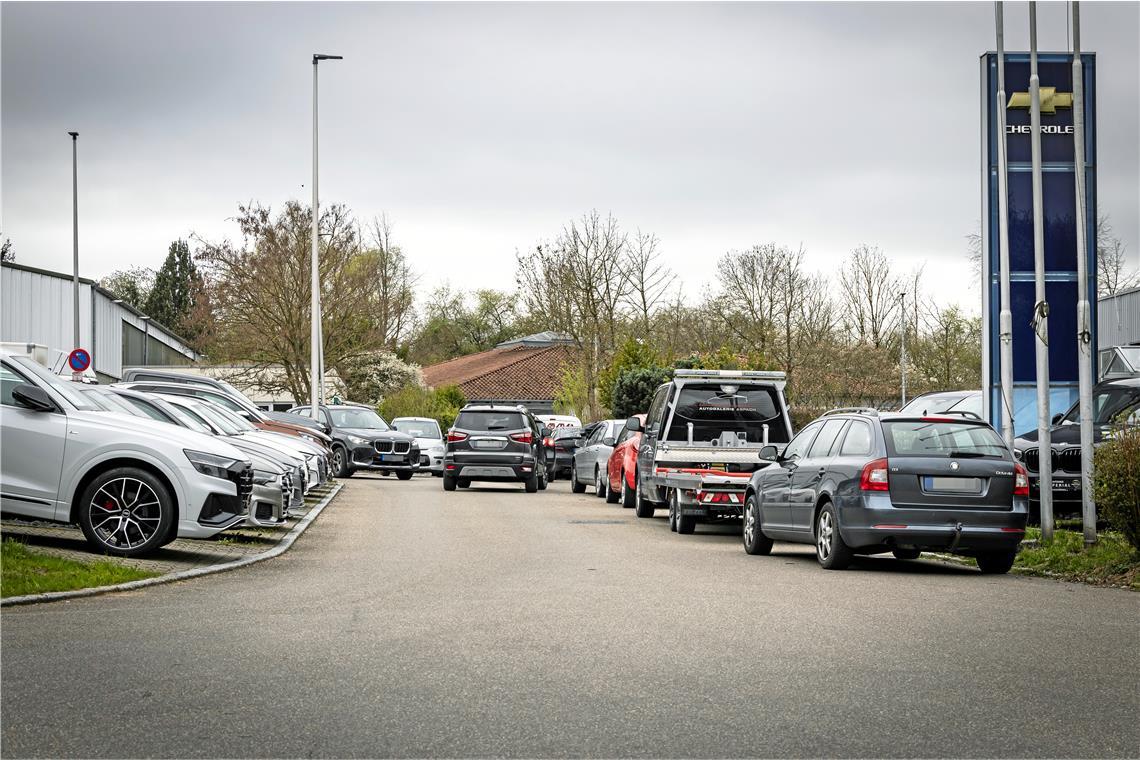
<box><xmin>3</xmin><ymin>1</ymin><xmax>1138</xmax><ymax>311</ymax></box>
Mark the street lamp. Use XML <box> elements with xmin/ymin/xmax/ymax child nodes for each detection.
<box><xmin>899</xmin><ymin>291</ymin><xmax>908</xmax><ymax>406</ymax></box>
<box><xmin>310</xmin><ymin>53</ymin><xmax>342</xmax><ymax>422</ymax></box>
<box><xmin>69</xmin><ymin>131</ymin><xmax>80</xmax><ymax>377</ymax></box>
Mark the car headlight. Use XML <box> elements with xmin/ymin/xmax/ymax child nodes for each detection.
<box><xmin>346</xmin><ymin>434</ymin><xmax>369</xmax><ymax>446</ymax></box>
<box><xmin>253</xmin><ymin>469</ymin><xmax>275</xmax><ymax>485</ymax></box>
<box><xmin>300</xmin><ymin>433</ymin><xmax>317</xmax><ymax>443</ymax></box>
<box><xmin>185</xmin><ymin>449</ymin><xmax>241</xmax><ymax>479</ymax></box>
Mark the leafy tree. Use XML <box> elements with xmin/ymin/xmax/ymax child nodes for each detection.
<box><xmin>611</xmin><ymin>366</ymin><xmax>671</xmax><ymax>418</ymax></box>
<box><xmin>553</xmin><ymin>363</ymin><xmax>589</xmax><ymax>419</ymax></box>
<box><xmin>1</xmin><ymin>238</ymin><xmax>13</xmax><ymax>262</ymax></box>
<box><xmin>334</xmin><ymin>351</ymin><xmax>422</xmax><ymax>406</ymax></box>
<box><xmin>409</xmin><ymin>286</ymin><xmax>520</xmax><ymax>365</ymax></box>
<box><xmin>99</xmin><ymin>266</ymin><xmax>155</xmax><ymax>310</ymax></box>
<box><xmin>1093</xmin><ymin>423</ymin><xmax>1140</xmax><ymax>551</ymax></box>
<box><xmin>598</xmin><ymin>338</ymin><xmax>662</xmax><ymax>412</ymax></box>
<box><xmin>379</xmin><ymin>384</ymin><xmax>466</xmax><ymax>429</ymax></box>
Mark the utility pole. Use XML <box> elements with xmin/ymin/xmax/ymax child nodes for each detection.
<box><xmin>994</xmin><ymin>2</ymin><xmax>1016</xmax><ymax>448</ymax></box>
<box><xmin>1071</xmin><ymin>1</ymin><xmax>1096</xmax><ymax>545</ymax></box>
<box><xmin>899</xmin><ymin>291</ymin><xmax>907</xmax><ymax>406</ymax></box>
<box><xmin>310</xmin><ymin>53</ymin><xmax>342</xmax><ymax>422</ymax></box>
<box><xmin>69</xmin><ymin>131</ymin><xmax>80</xmax><ymax>379</ymax></box>
<box><xmin>1029</xmin><ymin>3</ymin><xmax>1054</xmax><ymax>539</ymax></box>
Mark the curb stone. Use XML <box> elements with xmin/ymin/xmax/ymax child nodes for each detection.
<box><xmin>1</xmin><ymin>483</ymin><xmax>343</xmax><ymax>608</ymax></box>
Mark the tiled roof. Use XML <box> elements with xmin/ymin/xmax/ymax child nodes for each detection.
<box><xmin>423</xmin><ymin>345</ymin><xmax>575</xmax><ymax>401</ymax></box>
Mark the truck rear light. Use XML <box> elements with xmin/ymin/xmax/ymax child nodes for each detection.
<box><xmin>860</xmin><ymin>458</ymin><xmax>890</xmax><ymax>491</ymax></box>
<box><xmin>447</xmin><ymin>431</ymin><xmax>468</xmax><ymax>443</ymax></box>
<box><xmin>697</xmin><ymin>491</ymin><xmax>742</xmax><ymax>504</ymax></box>
<box><xmin>1013</xmin><ymin>463</ymin><xmax>1029</xmax><ymax>497</ymax></box>
<box><xmin>510</xmin><ymin>431</ymin><xmax>533</xmax><ymax>444</ymax></box>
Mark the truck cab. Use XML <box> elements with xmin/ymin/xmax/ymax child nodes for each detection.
<box><xmin>629</xmin><ymin>369</ymin><xmax>793</xmax><ymax>533</ymax></box>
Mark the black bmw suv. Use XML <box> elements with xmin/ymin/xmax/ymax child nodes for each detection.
<box><xmin>443</xmin><ymin>405</ymin><xmax>549</xmax><ymax>492</ymax></box>
<box><xmin>288</xmin><ymin>403</ymin><xmax>419</xmax><ymax>479</ymax></box>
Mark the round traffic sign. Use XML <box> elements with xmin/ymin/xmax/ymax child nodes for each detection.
<box><xmin>68</xmin><ymin>348</ymin><xmax>91</xmax><ymax>373</ymax></box>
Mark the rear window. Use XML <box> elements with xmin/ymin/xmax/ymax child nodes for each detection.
<box><xmin>454</xmin><ymin>411</ymin><xmax>526</xmax><ymax>432</ymax></box>
<box><xmin>883</xmin><ymin>420</ymin><xmax>1008</xmax><ymax>459</ymax></box>
<box><xmin>666</xmin><ymin>385</ymin><xmax>787</xmax><ymax>444</ymax></box>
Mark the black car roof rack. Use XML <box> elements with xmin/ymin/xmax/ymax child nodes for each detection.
<box><xmin>822</xmin><ymin>407</ymin><xmax>880</xmax><ymax>417</ymax></box>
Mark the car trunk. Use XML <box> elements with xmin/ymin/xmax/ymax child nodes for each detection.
<box><xmin>887</xmin><ymin>456</ymin><xmax>1015</xmax><ymax>510</ymax></box>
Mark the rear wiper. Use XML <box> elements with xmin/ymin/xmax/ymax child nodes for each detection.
<box><xmin>947</xmin><ymin>451</ymin><xmax>993</xmax><ymax>458</ymax></box>
<box><xmin>486</xmin><ymin>426</ymin><xmax>507</xmax><ymax>431</ymax></box>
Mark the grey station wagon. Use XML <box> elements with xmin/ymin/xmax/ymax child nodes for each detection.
<box><xmin>743</xmin><ymin>409</ymin><xmax>1029</xmax><ymax>573</ymax></box>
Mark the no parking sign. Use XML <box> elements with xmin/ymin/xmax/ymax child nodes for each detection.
<box><xmin>68</xmin><ymin>348</ymin><xmax>91</xmax><ymax>373</ymax></box>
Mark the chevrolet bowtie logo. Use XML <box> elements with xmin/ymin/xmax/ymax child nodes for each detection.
<box><xmin>1007</xmin><ymin>87</ymin><xmax>1073</xmax><ymax>114</ymax></box>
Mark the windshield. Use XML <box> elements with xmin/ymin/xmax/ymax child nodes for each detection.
<box><xmin>8</xmin><ymin>356</ymin><xmax>99</xmax><ymax>411</ymax></box>
<box><xmin>883</xmin><ymin>420</ymin><xmax>1008</xmax><ymax>459</ymax></box>
<box><xmin>329</xmin><ymin>407</ymin><xmax>389</xmax><ymax>430</ymax></box>
<box><xmin>1062</xmin><ymin>386</ymin><xmax>1140</xmax><ymax>425</ymax></box>
<box><xmin>393</xmin><ymin>419</ymin><xmax>440</xmax><ymax>438</ymax></box>
<box><xmin>168</xmin><ymin>402</ymin><xmax>220</xmax><ymax>434</ymax></box>
<box><xmin>666</xmin><ymin>385</ymin><xmax>786</xmax><ymax>444</ymax></box>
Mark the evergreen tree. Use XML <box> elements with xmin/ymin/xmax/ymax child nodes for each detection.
<box><xmin>145</xmin><ymin>239</ymin><xmax>198</xmax><ymax>331</ymax></box>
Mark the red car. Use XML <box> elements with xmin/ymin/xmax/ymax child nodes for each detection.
<box><xmin>606</xmin><ymin>414</ymin><xmax>646</xmax><ymax>508</ymax></box>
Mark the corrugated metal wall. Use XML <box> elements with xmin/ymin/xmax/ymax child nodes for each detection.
<box><xmin>1</xmin><ymin>263</ymin><xmax>198</xmax><ymax>379</ymax></box>
<box><xmin>1098</xmin><ymin>287</ymin><xmax>1140</xmax><ymax>347</ymax></box>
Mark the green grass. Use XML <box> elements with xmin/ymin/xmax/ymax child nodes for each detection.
<box><xmin>1012</xmin><ymin>528</ymin><xmax>1139</xmax><ymax>590</ymax></box>
<box><xmin>1</xmin><ymin>539</ymin><xmax>159</xmax><ymax>598</ymax></box>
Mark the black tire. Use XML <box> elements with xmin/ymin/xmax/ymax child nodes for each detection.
<box><xmin>396</xmin><ymin>471</ymin><xmax>413</xmax><ymax>481</ymax></box>
<box><xmin>570</xmin><ymin>466</ymin><xmax>586</xmax><ymax>494</ymax></box>
<box><xmin>815</xmin><ymin>502</ymin><xmax>852</xmax><ymax>570</ymax></box>
<box><xmin>443</xmin><ymin>476</ymin><xmax>457</xmax><ymax>492</ymax></box>
<box><xmin>77</xmin><ymin>466</ymin><xmax>176</xmax><ymax>557</ymax></box>
<box><xmin>976</xmin><ymin>548</ymin><xmax>1018</xmax><ymax>574</ymax></box>
<box><xmin>675</xmin><ymin>496</ymin><xmax>696</xmax><ymax>535</ymax></box>
<box><xmin>538</xmin><ymin>468</ymin><xmax>548</xmax><ymax>490</ymax></box>
<box><xmin>457</xmin><ymin>479</ymin><xmax>471</xmax><ymax>489</ymax></box>
<box><xmin>524</xmin><ymin>473</ymin><xmax>539</xmax><ymax>493</ymax></box>
<box><xmin>743</xmin><ymin>493</ymin><xmax>774</xmax><ymax>555</ymax></box>
<box><xmin>594</xmin><ymin>467</ymin><xmax>607</xmax><ymax>499</ymax></box>
<box><xmin>668</xmin><ymin>491</ymin><xmax>677</xmax><ymax>532</ymax></box>
<box><xmin>634</xmin><ymin>475</ymin><xmax>655</xmax><ymax>518</ymax></box>
<box><xmin>606</xmin><ymin>473</ymin><xmax>621</xmax><ymax>504</ymax></box>
<box><xmin>621</xmin><ymin>476</ymin><xmax>636</xmax><ymax>508</ymax></box>
<box><xmin>331</xmin><ymin>445</ymin><xmax>351</xmax><ymax>479</ymax></box>
<box><xmin>892</xmin><ymin>547</ymin><xmax>921</xmax><ymax>561</ymax></box>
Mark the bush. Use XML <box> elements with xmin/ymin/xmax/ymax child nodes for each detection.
<box><xmin>335</xmin><ymin>351</ymin><xmax>423</xmax><ymax>406</ymax></box>
<box><xmin>1093</xmin><ymin>424</ymin><xmax>1140</xmax><ymax>551</ymax></box>
<box><xmin>378</xmin><ymin>384</ymin><xmax>466</xmax><ymax>430</ymax></box>
<box><xmin>611</xmin><ymin>366</ymin><xmax>672</xmax><ymax>419</ymax></box>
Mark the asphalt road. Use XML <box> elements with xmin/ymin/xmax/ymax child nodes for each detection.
<box><xmin>2</xmin><ymin>475</ymin><xmax>1138</xmax><ymax>758</ymax></box>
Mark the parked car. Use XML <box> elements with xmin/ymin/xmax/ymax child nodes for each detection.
<box><xmin>606</xmin><ymin>414</ymin><xmax>646</xmax><ymax>507</ymax></box>
<box><xmin>288</xmin><ymin>404</ymin><xmax>419</xmax><ymax>479</ymax></box>
<box><xmin>392</xmin><ymin>417</ymin><xmax>446</xmax><ymax>476</ymax></box>
<box><xmin>120</xmin><ymin>367</ymin><xmax>331</xmax><ymax>435</ymax></box>
<box><xmin>116</xmin><ymin>381</ymin><xmax>333</xmax><ymax>450</ymax></box>
<box><xmin>548</xmin><ymin>425</ymin><xmax>588</xmax><ymax>479</ymax></box>
<box><xmin>535</xmin><ymin>413</ymin><xmax>582</xmax><ymax>430</ymax></box>
<box><xmin>443</xmin><ymin>405</ymin><xmax>549</xmax><ymax>492</ymax></box>
<box><xmin>570</xmin><ymin>419</ymin><xmax>623</xmax><ymax>496</ymax></box>
<box><xmin>1</xmin><ymin>351</ymin><xmax>253</xmax><ymax>556</ymax></box>
<box><xmin>96</xmin><ymin>387</ymin><xmax>300</xmax><ymax>525</ymax></box>
<box><xmin>898</xmin><ymin>390</ymin><xmax>983</xmax><ymax>418</ymax></box>
<box><xmin>743</xmin><ymin>408</ymin><xmax>1029</xmax><ymax>573</ymax></box>
<box><xmin>629</xmin><ymin>369</ymin><xmax>794</xmax><ymax>532</ymax></box>
<box><xmin>1013</xmin><ymin>376</ymin><xmax>1140</xmax><ymax>516</ymax></box>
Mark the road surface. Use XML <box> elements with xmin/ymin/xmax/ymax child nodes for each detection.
<box><xmin>3</xmin><ymin>475</ymin><xmax>1138</xmax><ymax>757</ymax></box>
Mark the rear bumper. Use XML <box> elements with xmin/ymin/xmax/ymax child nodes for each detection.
<box><xmin>838</xmin><ymin>492</ymin><xmax>1028</xmax><ymax>553</ymax></box>
<box><xmin>445</xmin><ymin>454</ymin><xmax>537</xmax><ymax>482</ymax></box>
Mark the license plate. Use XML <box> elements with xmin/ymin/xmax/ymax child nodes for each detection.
<box><xmin>923</xmin><ymin>476</ymin><xmax>982</xmax><ymax>493</ymax></box>
<box><xmin>472</xmin><ymin>439</ymin><xmax>506</xmax><ymax>450</ymax></box>
<box><xmin>381</xmin><ymin>454</ymin><xmax>403</xmax><ymax>462</ymax></box>
<box><xmin>1053</xmin><ymin>479</ymin><xmax>1079</xmax><ymax>492</ymax></box>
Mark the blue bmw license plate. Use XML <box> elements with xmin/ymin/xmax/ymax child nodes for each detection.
<box><xmin>381</xmin><ymin>454</ymin><xmax>403</xmax><ymax>463</ymax></box>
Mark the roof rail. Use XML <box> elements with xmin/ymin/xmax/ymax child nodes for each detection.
<box><xmin>672</xmin><ymin>369</ymin><xmax>787</xmax><ymax>380</ymax></box>
<box><xmin>822</xmin><ymin>407</ymin><xmax>880</xmax><ymax>417</ymax></box>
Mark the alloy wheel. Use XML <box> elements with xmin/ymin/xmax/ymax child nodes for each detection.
<box><xmin>744</xmin><ymin>502</ymin><xmax>756</xmax><ymax>546</ymax></box>
<box><xmin>88</xmin><ymin>477</ymin><xmax>163</xmax><ymax>551</ymax></box>
<box><xmin>595</xmin><ymin>468</ymin><xmax>604</xmax><ymax>496</ymax></box>
<box><xmin>332</xmin><ymin>448</ymin><xmax>344</xmax><ymax>476</ymax></box>
<box><xmin>817</xmin><ymin>510</ymin><xmax>833</xmax><ymax>560</ymax></box>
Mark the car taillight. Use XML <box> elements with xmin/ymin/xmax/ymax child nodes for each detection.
<box><xmin>447</xmin><ymin>431</ymin><xmax>468</xmax><ymax>443</ymax></box>
<box><xmin>542</xmin><ymin>437</ymin><xmax>554</xmax><ymax>448</ymax></box>
<box><xmin>1014</xmin><ymin>463</ymin><xmax>1029</xmax><ymax>497</ymax></box>
<box><xmin>510</xmin><ymin>431</ymin><xmax>533</xmax><ymax>444</ymax></box>
<box><xmin>860</xmin><ymin>458</ymin><xmax>890</xmax><ymax>491</ymax></box>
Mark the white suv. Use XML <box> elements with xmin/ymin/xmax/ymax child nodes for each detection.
<box><xmin>0</xmin><ymin>352</ymin><xmax>254</xmax><ymax>556</ymax></box>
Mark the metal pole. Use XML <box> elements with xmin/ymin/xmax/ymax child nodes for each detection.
<box><xmin>310</xmin><ymin>56</ymin><xmax>321</xmax><ymax>422</ymax></box>
<box><xmin>1071</xmin><ymin>1</ymin><xmax>1096</xmax><ymax>545</ymax></box>
<box><xmin>142</xmin><ymin>317</ymin><xmax>150</xmax><ymax>365</ymax></box>
<box><xmin>995</xmin><ymin>3</ymin><xmax>1016</xmax><ymax>448</ymax></box>
<box><xmin>899</xmin><ymin>291</ymin><xmax>907</xmax><ymax>406</ymax></box>
<box><xmin>69</xmin><ymin>132</ymin><xmax>80</xmax><ymax>376</ymax></box>
<box><xmin>1029</xmin><ymin>3</ymin><xmax>1054</xmax><ymax>539</ymax></box>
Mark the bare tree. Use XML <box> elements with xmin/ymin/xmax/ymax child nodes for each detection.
<box><xmin>1097</xmin><ymin>214</ymin><xmax>1140</xmax><ymax>297</ymax></box>
<box><xmin>714</xmin><ymin>244</ymin><xmax>782</xmax><ymax>355</ymax></box>
<box><xmin>623</xmin><ymin>230</ymin><xmax>675</xmax><ymax>335</ymax></box>
<box><xmin>840</xmin><ymin>244</ymin><xmax>901</xmax><ymax>348</ymax></box>
<box><xmin>360</xmin><ymin>215</ymin><xmax>418</xmax><ymax>349</ymax></box>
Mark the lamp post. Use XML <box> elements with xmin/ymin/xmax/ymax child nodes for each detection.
<box><xmin>899</xmin><ymin>291</ymin><xmax>908</xmax><ymax>406</ymax></box>
<box><xmin>140</xmin><ymin>316</ymin><xmax>151</xmax><ymax>366</ymax></box>
<box><xmin>310</xmin><ymin>53</ymin><xmax>342</xmax><ymax>422</ymax></box>
<box><xmin>994</xmin><ymin>2</ymin><xmax>1016</xmax><ymax>448</ymax></box>
<box><xmin>69</xmin><ymin>131</ymin><xmax>80</xmax><ymax>378</ymax></box>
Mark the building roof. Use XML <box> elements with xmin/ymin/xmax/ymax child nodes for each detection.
<box><xmin>423</xmin><ymin>343</ymin><xmax>574</xmax><ymax>401</ymax></box>
<box><xmin>494</xmin><ymin>331</ymin><xmax>574</xmax><ymax>349</ymax></box>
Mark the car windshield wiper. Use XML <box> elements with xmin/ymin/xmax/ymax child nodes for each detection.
<box><xmin>946</xmin><ymin>450</ymin><xmax>995</xmax><ymax>458</ymax></box>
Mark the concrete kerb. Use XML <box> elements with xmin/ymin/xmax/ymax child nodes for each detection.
<box><xmin>1</xmin><ymin>483</ymin><xmax>343</xmax><ymax>608</ymax></box>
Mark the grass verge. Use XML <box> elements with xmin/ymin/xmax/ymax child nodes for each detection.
<box><xmin>1012</xmin><ymin>528</ymin><xmax>1139</xmax><ymax>589</ymax></box>
<box><xmin>1</xmin><ymin>539</ymin><xmax>159</xmax><ymax>598</ymax></box>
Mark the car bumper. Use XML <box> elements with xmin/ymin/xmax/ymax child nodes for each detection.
<box><xmin>176</xmin><ymin>469</ymin><xmax>250</xmax><ymax>539</ymax></box>
<box><xmin>247</xmin><ymin>481</ymin><xmax>288</xmax><ymax>527</ymax></box>
<box><xmin>418</xmin><ymin>452</ymin><xmax>445</xmax><ymax>474</ymax></box>
<box><xmin>837</xmin><ymin>492</ymin><xmax>1028</xmax><ymax>553</ymax></box>
<box><xmin>445</xmin><ymin>454</ymin><xmax>537</xmax><ymax>481</ymax></box>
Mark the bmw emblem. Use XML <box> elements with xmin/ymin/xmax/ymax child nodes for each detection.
<box><xmin>950</xmin><ymin>461</ymin><xmax>960</xmax><ymax>471</ymax></box>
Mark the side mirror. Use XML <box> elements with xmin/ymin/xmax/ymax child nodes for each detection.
<box><xmin>1051</xmin><ymin>413</ymin><xmax>1064</xmax><ymax>425</ymax></box>
<box><xmin>573</xmin><ymin>437</ymin><xmax>585</xmax><ymax>448</ymax></box>
<box><xmin>625</xmin><ymin>416</ymin><xmax>643</xmax><ymax>433</ymax></box>
<box><xmin>12</xmin><ymin>383</ymin><xmax>55</xmax><ymax>412</ymax></box>
<box><xmin>602</xmin><ymin>437</ymin><xmax>616</xmax><ymax>447</ymax></box>
<box><xmin>759</xmin><ymin>444</ymin><xmax>779</xmax><ymax>462</ymax></box>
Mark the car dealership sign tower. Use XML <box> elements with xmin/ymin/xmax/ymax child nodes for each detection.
<box><xmin>979</xmin><ymin>51</ymin><xmax>1096</xmax><ymax>440</ymax></box>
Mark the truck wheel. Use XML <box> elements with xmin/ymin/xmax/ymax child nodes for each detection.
<box><xmin>976</xmin><ymin>548</ymin><xmax>1017</xmax><ymax>574</ymax></box>
<box><xmin>443</xmin><ymin>476</ymin><xmax>457</xmax><ymax>492</ymax></box>
<box><xmin>524</xmin><ymin>473</ymin><xmax>539</xmax><ymax>493</ymax></box>
<box><xmin>816</xmin><ymin>502</ymin><xmax>852</xmax><ymax>570</ymax></box>
<box><xmin>743</xmin><ymin>494</ymin><xmax>774</xmax><ymax>555</ymax></box>
<box><xmin>570</xmin><ymin>466</ymin><xmax>586</xmax><ymax>494</ymax></box>
<box><xmin>668</xmin><ymin>491</ymin><xmax>677</xmax><ymax>532</ymax></box>
<box><xmin>675</xmin><ymin>495</ymin><xmax>696</xmax><ymax>535</ymax></box>
<box><xmin>634</xmin><ymin>476</ymin><xmax>654</xmax><ymax>518</ymax></box>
